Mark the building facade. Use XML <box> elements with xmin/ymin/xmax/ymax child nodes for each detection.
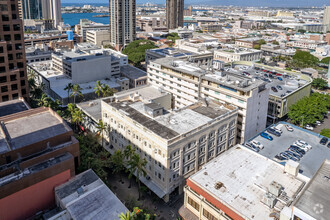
<box><xmin>86</xmin><ymin>29</ymin><xmax>111</xmax><ymax>47</ymax></box>
<box><xmin>214</xmin><ymin>48</ymin><xmax>262</xmax><ymax>63</ymax></box>
<box><xmin>166</xmin><ymin>0</ymin><xmax>184</xmax><ymax>30</ymax></box>
<box><xmin>0</xmin><ymin>0</ymin><xmax>29</xmax><ymax>102</ymax></box>
<box><xmin>147</xmin><ymin>57</ymin><xmax>269</xmax><ymax>143</ymax></box>
<box><xmin>109</xmin><ymin>0</ymin><xmax>136</xmax><ymax>51</ymax></box>
<box><xmin>323</xmin><ymin>6</ymin><xmax>330</xmax><ymax>32</ymax></box>
<box><xmin>101</xmin><ymin>92</ymin><xmax>238</xmax><ymax>202</ymax></box>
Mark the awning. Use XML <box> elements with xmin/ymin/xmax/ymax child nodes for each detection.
<box><xmin>140</xmin><ymin>176</ymin><xmax>167</xmax><ymax>198</ymax></box>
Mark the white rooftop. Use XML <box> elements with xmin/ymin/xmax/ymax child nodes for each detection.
<box><xmin>189</xmin><ymin>146</ymin><xmax>305</xmax><ymax>220</ymax></box>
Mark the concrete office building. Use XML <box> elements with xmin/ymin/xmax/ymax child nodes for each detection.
<box><xmin>86</xmin><ymin>29</ymin><xmax>111</xmax><ymax>47</ymax></box>
<box><xmin>166</xmin><ymin>0</ymin><xmax>184</xmax><ymax>30</ymax></box>
<box><xmin>0</xmin><ymin>107</ymin><xmax>80</xmax><ymax>220</ymax></box>
<box><xmin>79</xmin><ymin>19</ymin><xmax>109</xmax><ymax>42</ymax></box>
<box><xmin>53</xmin><ymin>169</ymin><xmax>128</xmax><ymax>220</ymax></box>
<box><xmin>109</xmin><ymin>0</ymin><xmax>136</xmax><ymax>51</ymax></box>
<box><xmin>147</xmin><ymin>57</ymin><xmax>269</xmax><ymax>143</ymax></box>
<box><xmin>101</xmin><ymin>89</ymin><xmax>238</xmax><ymax>202</ymax></box>
<box><xmin>214</xmin><ymin>48</ymin><xmax>262</xmax><ymax>63</ymax></box>
<box><xmin>0</xmin><ymin>0</ymin><xmax>29</xmax><ymax>102</ymax></box>
<box><xmin>323</xmin><ymin>6</ymin><xmax>330</xmax><ymax>32</ymax></box>
<box><xmin>179</xmin><ymin>145</ymin><xmax>306</xmax><ymax>220</ymax></box>
<box><xmin>21</xmin><ymin>0</ymin><xmax>61</xmax><ymax>29</ymax></box>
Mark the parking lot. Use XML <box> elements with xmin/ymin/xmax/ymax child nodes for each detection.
<box><xmin>246</xmin><ymin>122</ymin><xmax>330</xmax><ymax>178</ymax></box>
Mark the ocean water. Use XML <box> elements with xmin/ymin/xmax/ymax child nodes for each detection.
<box><xmin>62</xmin><ymin>13</ymin><xmax>109</xmax><ymax>26</ymax></box>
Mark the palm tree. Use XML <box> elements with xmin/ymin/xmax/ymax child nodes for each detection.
<box><xmin>70</xmin><ymin>84</ymin><xmax>83</xmax><ymax>104</ymax></box>
<box><xmin>38</xmin><ymin>94</ymin><xmax>52</xmax><ymax>107</ymax></box>
<box><xmin>110</xmin><ymin>150</ymin><xmax>126</xmax><ymax>183</ymax></box>
<box><xmin>124</xmin><ymin>145</ymin><xmax>136</xmax><ymax>188</ymax></box>
<box><xmin>96</xmin><ymin>119</ymin><xmax>106</xmax><ymax>147</ymax></box>
<box><xmin>118</xmin><ymin>212</ymin><xmax>131</xmax><ymax>220</ymax></box>
<box><xmin>102</xmin><ymin>84</ymin><xmax>116</xmax><ymax>97</ymax></box>
<box><xmin>72</xmin><ymin>109</ymin><xmax>84</xmax><ymax>131</ymax></box>
<box><xmin>64</xmin><ymin>83</ymin><xmax>74</xmax><ymax>103</ymax></box>
<box><xmin>128</xmin><ymin>153</ymin><xmax>147</xmax><ymax>200</ymax></box>
<box><xmin>94</xmin><ymin>80</ymin><xmax>103</xmax><ymax>97</ymax></box>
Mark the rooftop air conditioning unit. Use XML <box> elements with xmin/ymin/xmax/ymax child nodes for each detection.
<box><xmin>269</xmin><ymin>181</ymin><xmax>282</xmax><ymax>197</ymax></box>
<box><xmin>262</xmin><ymin>192</ymin><xmax>277</xmax><ymax>208</ymax></box>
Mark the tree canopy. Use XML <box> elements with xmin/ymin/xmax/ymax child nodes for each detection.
<box><xmin>312</xmin><ymin>78</ymin><xmax>328</xmax><ymax>90</ymax></box>
<box><xmin>122</xmin><ymin>40</ymin><xmax>157</xmax><ymax>65</ymax></box>
<box><xmin>320</xmin><ymin>129</ymin><xmax>330</xmax><ymax>138</ymax></box>
<box><xmin>320</xmin><ymin>57</ymin><xmax>330</xmax><ymax>64</ymax></box>
<box><xmin>288</xmin><ymin>50</ymin><xmax>320</xmax><ymax>69</ymax></box>
<box><xmin>288</xmin><ymin>93</ymin><xmax>330</xmax><ymax>126</ymax></box>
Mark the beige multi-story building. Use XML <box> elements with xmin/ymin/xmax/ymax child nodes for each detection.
<box><xmin>109</xmin><ymin>0</ymin><xmax>136</xmax><ymax>51</ymax></box>
<box><xmin>214</xmin><ymin>48</ymin><xmax>262</xmax><ymax>63</ymax></box>
<box><xmin>86</xmin><ymin>29</ymin><xmax>111</xmax><ymax>47</ymax></box>
<box><xmin>235</xmin><ymin>37</ymin><xmax>260</xmax><ymax>48</ymax></box>
<box><xmin>323</xmin><ymin>6</ymin><xmax>330</xmax><ymax>32</ymax></box>
<box><xmin>147</xmin><ymin>57</ymin><xmax>269</xmax><ymax>143</ymax></box>
<box><xmin>247</xmin><ymin>10</ymin><xmax>271</xmax><ymax>17</ymax></box>
<box><xmin>166</xmin><ymin>0</ymin><xmax>184</xmax><ymax>30</ymax></box>
<box><xmin>0</xmin><ymin>0</ymin><xmax>29</xmax><ymax>102</ymax></box>
<box><xmin>276</xmin><ymin>10</ymin><xmax>294</xmax><ymax>17</ymax></box>
<box><xmin>101</xmin><ymin>86</ymin><xmax>238</xmax><ymax>202</ymax></box>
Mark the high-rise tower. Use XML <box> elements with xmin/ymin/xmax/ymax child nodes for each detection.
<box><xmin>0</xmin><ymin>0</ymin><xmax>29</xmax><ymax>102</ymax></box>
<box><xmin>323</xmin><ymin>6</ymin><xmax>330</xmax><ymax>32</ymax></box>
<box><xmin>166</xmin><ymin>0</ymin><xmax>184</xmax><ymax>30</ymax></box>
<box><xmin>109</xmin><ymin>0</ymin><xmax>136</xmax><ymax>51</ymax></box>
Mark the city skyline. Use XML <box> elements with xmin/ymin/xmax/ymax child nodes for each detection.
<box><xmin>61</xmin><ymin>0</ymin><xmax>330</xmax><ymax>7</ymax></box>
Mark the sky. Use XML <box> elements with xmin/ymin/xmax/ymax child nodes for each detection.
<box><xmin>61</xmin><ymin>0</ymin><xmax>329</xmax><ymax>7</ymax></box>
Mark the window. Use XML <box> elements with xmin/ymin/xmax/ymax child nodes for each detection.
<box><xmin>203</xmin><ymin>209</ymin><xmax>218</xmax><ymax>220</ymax></box>
<box><xmin>188</xmin><ymin>197</ymin><xmax>199</xmax><ymax>211</ymax></box>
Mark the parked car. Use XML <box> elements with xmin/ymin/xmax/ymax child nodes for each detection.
<box><xmin>294</xmin><ymin>140</ymin><xmax>312</xmax><ymax>151</ymax></box>
<box><xmin>284</xmin><ymin>151</ymin><xmax>300</xmax><ymax>161</ymax></box>
<box><xmin>260</xmin><ymin>132</ymin><xmax>273</xmax><ymax>141</ymax></box>
<box><xmin>285</xmin><ymin>124</ymin><xmax>294</xmax><ymax>132</ymax></box>
<box><xmin>288</xmin><ymin>148</ymin><xmax>303</xmax><ymax>158</ymax></box>
<box><xmin>320</xmin><ymin>137</ymin><xmax>329</xmax><ymax>145</ymax></box>
<box><xmin>279</xmin><ymin>152</ymin><xmax>290</xmax><ymax>160</ymax></box>
<box><xmin>277</xmin><ymin>77</ymin><xmax>283</xmax><ymax>81</ymax></box>
<box><xmin>250</xmin><ymin>140</ymin><xmax>264</xmax><ymax>149</ymax></box>
<box><xmin>245</xmin><ymin>143</ymin><xmax>260</xmax><ymax>152</ymax></box>
<box><xmin>316</xmin><ymin>121</ymin><xmax>322</xmax><ymax>126</ymax></box>
<box><xmin>272</xmin><ymin>126</ymin><xmax>282</xmax><ymax>134</ymax></box>
<box><xmin>276</xmin><ymin>85</ymin><xmax>283</xmax><ymax>90</ymax></box>
<box><xmin>267</xmin><ymin>128</ymin><xmax>281</xmax><ymax>137</ymax></box>
<box><xmin>289</xmin><ymin>145</ymin><xmax>306</xmax><ymax>155</ymax></box>
<box><xmin>275</xmin><ymin>154</ymin><xmax>286</xmax><ymax>161</ymax></box>
<box><xmin>328</xmin><ymin>142</ymin><xmax>330</xmax><ymax>148</ymax></box>
<box><xmin>271</xmin><ymin>87</ymin><xmax>278</xmax><ymax>92</ymax></box>
<box><xmin>305</xmin><ymin>125</ymin><xmax>313</xmax><ymax>130</ymax></box>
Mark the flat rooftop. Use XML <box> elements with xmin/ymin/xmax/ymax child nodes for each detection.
<box><xmin>189</xmin><ymin>145</ymin><xmax>305</xmax><ymax>220</ymax></box>
<box><xmin>55</xmin><ymin>169</ymin><xmax>128</xmax><ymax>220</ymax></box>
<box><xmin>152</xmin><ymin>57</ymin><xmax>266</xmax><ymax>92</ymax></box>
<box><xmin>231</xmin><ymin>64</ymin><xmax>310</xmax><ymax>97</ymax></box>
<box><xmin>217</xmin><ymin>48</ymin><xmax>261</xmax><ymax>55</ymax></box>
<box><xmin>294</xmin><ymin>160</ymin><xmax>330</xmax><ymax>220</ymax></box>
<box><xmin>114</xmin><ymin>85</ymin><xmax>170</xmax><ymax>102</ymax></box>
<box><xmin>77</xmin><ymin>99</ymin><xmax>102</xmax><ymax>122</ymax></box>
<box><xmin>247</xmin><ymin>122</ymin><xmax>330</xmax><ymax>178</ymax></box>
<box><xmin>120</xmin><ymin>65</ymin><xmax>147</xmax><ymax>79</ymax></box>
<box><xmin>107</xmin><ymin>99</ymin><xmax>236</xmax><ymax>140</ymax></box>
<box><xmin>0</xmin><ymin>99</ymin><xmax>29</xmax><ymax>117</ymax></box>
<box><xmin>0</xmin><ymin>109</ymin><xmax>70</xmax><ymax>153</ymax></box>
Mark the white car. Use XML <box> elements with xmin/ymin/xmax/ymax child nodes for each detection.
<box><xmin>272</xmin><ymin>126</ymin><xmax>283</xmax><ymax>134</ymax></box>
<box><xmin>294</xmin><ymin>140</ymin><xmax>312</xmax><ymax>151</ymax></box>
<box><xmin>285</xmin><ymin>124</ymin><xmax>294</xmax><ymax>132</ymax></box>
<box><xmin>316</xmin><ymin>121</ymin><xmax>321</xmax><ymax>126</ymax></box>
<box><xmin>305</xmin><ymin>125</ymin><xmax>313</xmax><ymax>130</ymax></box>
<box><xmin>250</xmin><ymin>140</ymin><xmax>264</xmax><ymax>149</ymax></box>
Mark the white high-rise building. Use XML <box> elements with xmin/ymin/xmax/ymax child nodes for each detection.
<box><xmin>323</xmin><ymin>6</ymin><xmax>330</xmax><ymax>32</ymax></box>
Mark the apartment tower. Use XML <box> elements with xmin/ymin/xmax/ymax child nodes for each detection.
<box><xmin>0</xmin><ymin>0</ymin><xmax>29</xmax><ymax>102</ymax></box>
<box><xmin>166</xmin><ymin>0</ymin><xmax>184</xmax><ymax>30</ymax></box>
<box><xmin>109</xmin><ymin>0</ymin><xmax>136</xmax><ymax>51</ymax></box>
<box><xmin>323</xmin><ymin>6</ymin><xmax>330</xmax><ymax>32</ymax></box>
<box><xmin>20</xmin><ymin>0</ymin><xmax>61</xmax><ymax>28</ymax></box>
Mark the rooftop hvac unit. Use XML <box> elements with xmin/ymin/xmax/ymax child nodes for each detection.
<box><xmin>262</xmin><ymin>192</ymin><xmax>277</xmax><ymax>208</ymax></box>
<box><xmin>269</xmin><ymin>181</ymin><xmax>283</xmax><ymax>197</ymax></box>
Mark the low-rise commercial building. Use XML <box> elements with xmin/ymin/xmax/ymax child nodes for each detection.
<box><xmin>287</xmin><ymin>40</ymin><xmax>327</xmax><ymax>51</ymax></box>
<box><xmin>79</xmin><ymin>19</ymin><xmax>110</xmax><ymax>42</ymax></box>
<box><xmin>101</xmin><ymin>92</ymin><xmax>238</xmax><ymax>202</ymax></box>
<box><xmin>148</xmin><ymin>57</ymin><xmax>269</xmax><ymax>143</ymax></box>
<box><xmin>86</xmin><ymin>29</ymin><xmax>111</xmax><ymax>47</ymax></box>
<box><xmin>214</xmin><ymin>48</ymin><xmax>262</xmax><ymax>63</ymax></box>
<box><xmin>235</xmin><ymin>37</ymin><xmax>260</xmax><ymax>48</ymax></box>
<box><xmin>0</xmin><ymin>107</ymin><xmax>80</xmax><ymax>220</ymax></box>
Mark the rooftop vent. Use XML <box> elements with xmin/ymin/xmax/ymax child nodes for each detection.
<box><xmin>269</xmin><ymin>181</ymin><xmax>282</xmax><ymax>197</ymax></box>
<box><xmin>262</xmin><ymin>192</ymin><xmax>277</xmax><ymax>208</ymax></box>
<box><xmin>215</xmin><ymin>182</ymin><xmax>225</xmax><ymax>189</ymax></box>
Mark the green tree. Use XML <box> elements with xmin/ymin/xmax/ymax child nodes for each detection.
<box><xmin>290</xmin><ymin>50</ymin><xmax>319</xmax><ymax>69</ymax></box>
<box><xmin>64</xmin><ymin>83</ymin><xmax>74</xmax><ymax>103</ymax></box>
<box><xmin>110</xmin><ymin>150</ymin><xmax>126</xmax><ymax>183</ymax></box>
<box><xmin>166</xmin><ymin>32</ymin><xmax>180</xmax><ymax>44</ymax></box>
<box><xmin>258</xmin><ymin>39</ymin><xmax>266</xmax><ymax>45</ymax></box>
<box><xmin>72</xmin><ymin>108</ymin><xmax>84</xmax><ymax>131</ymax></box>
<box><xmin>102</xmin><ymin>84</ymin><xmax>116</xmax><ymax>97</ymax></box>
<box><xmin>297</xmin><ymin>29</ymin><xmax>306</xmax><ymax>34</ymax></box>
<box><xmin>71</xmin><ymin>84</ymin><xmax>83</xmax><ymax>104</ymax></box>
<box><xmin>128</xmin><ymin>153</ymin><xmax>147</xmax><ymax>201</ymax></box>
<box><xmin>312</xmin><ymin>78</ymin><xmax>328</xmax><ymax>90</ymax></box>
<box><xmin>320</xmin><ymin>57</ymin><xmax>330</xmax><ymax>64</ymax></box>
<box><xmin>38</xmin><ymin>93</ymin><xmax>52</xmax><ymax>107</ymax></box>
<box><xmin>96</xmin><ymin>119</ymin><xmax>106</xmax><ymax>147</ymax></box>
<box><xmin>122</xmin><ymin>40</ymin><xmax>157</xmax><ymax>66</ymax></box>
<box><xmin>119</xmin><ymin>212</ymin><xmax>131</xmax><ymax>220</ymax></box>
<box><xmin>94</xmin><ymin>80</ymin><xmax>103</xmax><ymax>97</ymax></box>
<box><xmin>272</xmin><ymin>40</ymin><xmax>279</xmax><ymax>45</ymax></box>
<box><xmin>124</xmin><ymin>145</ymin><xmax>136</xmax><ymax>188</ymax></box>
<box><xmin>320</xmin><ymin>129</ymin><xmax>330</xmax><ymax>138</ymax></box>
<box><xmin>254</xmin><ymin>44</ymin><xmax>261</xmax><ymax>50</ymax></box>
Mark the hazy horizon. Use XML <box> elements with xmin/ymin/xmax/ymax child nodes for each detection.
<box><xmin>61</xmin><ymin>0</ymin><xmax>329</xmax><ymax>7</ymax></box>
